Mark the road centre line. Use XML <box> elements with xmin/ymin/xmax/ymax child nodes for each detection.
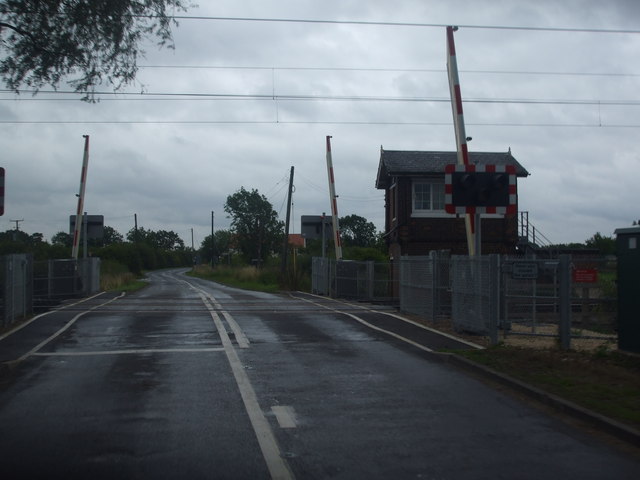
<box><xmin>13</xmin><ymin>292</ymin><xmax>126</xmax><ymax>364</ymax></box>
<box><xmin>31</xmin><ymin>347</ymin><xmax>225</xmax><ymax>357</ymax></box>
<box><xmin>198</xmin><ymin>292</ymin><xmax>294</xmax><ymax>480</ymax></box>
<box><xmin>178</xmin><ymin>277</ymin><xmax>250</xmax><ymax>348</ymax></box>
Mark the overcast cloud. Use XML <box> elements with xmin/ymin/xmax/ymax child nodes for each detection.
<box><xmin>1</xmin><ymin>0</ymin><xmax>639</xmax><ymax>248</ymax></box>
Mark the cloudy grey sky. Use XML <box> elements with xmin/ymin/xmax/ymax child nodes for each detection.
<box><xmin>1</xmin><ymin>0</ymin><xmax>639</xmax><ymax>248</ymax></box>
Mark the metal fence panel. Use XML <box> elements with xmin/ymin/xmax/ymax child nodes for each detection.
<box><xmin>398</xmin><ymin>252</ymin><xmax>452</xmax><ymax>321</ymax></box>
<box><xmin>311</xmin><ymin>258</ymin><xmax>397</xmax><ymax>303</ymax></box>
<box><xmin>0</xmin><ymin>254</ymin><xmax>33</xmax><ymax>328</ymax></box>
<box><xmin>570</xmin><ymin>256</ymin><xmax>617</xmax><ymax>339</ymax></box>
<box><xmin>451</xmin><ymin>255</ymin><xmax>495</xmax><ymax>335</ymax></box>
<box><xmin>399</xmin><ymin>255</ymin><xmax>433</xmax><ymax>317</ymax></box>
<box><xmin>311</xmin><ymin>253</ymin><xmax>617</xmax><ymax>351</ymax></box>
<box><xmin>34</xmin><ymin>258</ymin><xmax>101</xmax><ymax>306</ymax></box>
<box><xmin>312</xmin><ymin>257</ymin><xmax>330</xmax><ymax>296</ymax></box>
<box><xmin>500</xmin><ymin>255</ymin><xmax>616</xmax><ymax>349</ymax></box>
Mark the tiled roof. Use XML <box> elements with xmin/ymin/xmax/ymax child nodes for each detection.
<box><xmin>288</xmin><ymin>233</ymin><xmax>306</xmax><ymax>248</ymax></box>
<box><xmin>375</xmin><ymin>149</ymin><xmax>529</xmax><ymax>189</ymax></box>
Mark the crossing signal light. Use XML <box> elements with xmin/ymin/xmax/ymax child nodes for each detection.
<box><xmin>445</xmin><ymin>164</ymin><xmax>517</xmax><ymax>214</ymax></box>
<box><xmin>451</xmin><ymin>171</ymin><xmax>509</xmax><ymax>207</ymax></box>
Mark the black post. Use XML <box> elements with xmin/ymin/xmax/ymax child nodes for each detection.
<box><xmin>280</xmin><ymin>166</ymin><xmax>295</xmax><ymax>275</ymax></box>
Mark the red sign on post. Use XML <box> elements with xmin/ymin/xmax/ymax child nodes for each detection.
<box><xmin>573</xmin><ymin>269</ymin><xmax>598</xmax><ymax>283</ymax></box>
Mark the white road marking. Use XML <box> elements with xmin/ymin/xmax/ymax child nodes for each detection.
<box><xmin>178</xmin><ymin>277</ymin><xmax>251</xmax><ymax>349</ymax></box>
<box><xmin>292</xmin><ymin>294</ymin><xmax>437</xmax><ymax>354</ymax></box>
<box><xmin>199</xmin><ymin>292</ymin><xmax>294</xmax><ymax>480</ymax></box>
<box><xmin>293</xmin><ymin>292</ymin><xmax>485</xmax><ymax>350</ymax></box>
<box><xmin>0</xmin><ymin>291</ymin><xmax>109</xmax><ymax>341</ymax></box>
<box><xmin>31</xmin><ymin>347</ymin><xmax>225</xmax><ymax>357</ymax></box>
<box><xmin>272</xmin><ymin>406</ymin><xmax>298</xmax><ymax>429</ymax></box>
<box><xmin>220</xmin><ymin>310</ymin><xmax>251</xmax><ymax>349</ymax></box>
<box><xmin>14</xmin><ymin>293</ymin><xmax>125</xmax><ymax>363</ymax></box>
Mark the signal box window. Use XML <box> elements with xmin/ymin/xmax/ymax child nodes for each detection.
<box><xmin>413</xmin><ymin>180</ymin><xmax>445</xmax><ymax>216</ymax></box>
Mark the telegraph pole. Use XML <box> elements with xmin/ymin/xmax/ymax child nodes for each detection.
<box><xmin>72</xmin><ymin>135</ymin><xmax>90</xmax><ymax>260</ymax></box>
<box><xmin>325</xmin><ymin>136</ymin><xmax>343</xmax><ymax>260</ymax></box>
<box><xmin>211</xmin><ymin>210</ymin><xmax>216</xmax><ymax>268</ymax></box>
<box><xmin>10</xmin><ymin>218</ymin><xmax>23</xmax><ymax>231</ymax></box>
<box><xmin>280</xmin><ymin>166</ymin><xmax>295</xmax><ymax>275</ymax></box>
<box><xmin>10</xmin><ymin>218</ymin><xmax>23</xmax><ymax>241</ymax></box>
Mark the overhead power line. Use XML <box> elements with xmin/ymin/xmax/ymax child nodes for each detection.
<box><xmin>0</xmin><ymin>119</ymin><xmax>638</xmax><ymax>128</ymax></box>
<box><xmin>161</xmin><ymin>15</ymin><xmax>640</xmax><ymax>35</ymax></box>
<box><xmin>1</xmin><ymin>89</ymin><xmax>638</xmax><ymax>107</ymax></box>
<box><xmin>138</xmin><ymin>64</ymin><xmax>640</xmax><ymax>78</ymax></box>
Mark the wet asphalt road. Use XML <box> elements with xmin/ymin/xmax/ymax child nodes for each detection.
<box><xmin>0</xmin><ymin>268</ymin><xmax>638</xmax><ymax>479</ymax></box>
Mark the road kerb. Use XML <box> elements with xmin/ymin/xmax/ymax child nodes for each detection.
<box><xmin>436</xmin><ymin>351</ymin><xmax>640</xmax><ymax>448</ymax></box>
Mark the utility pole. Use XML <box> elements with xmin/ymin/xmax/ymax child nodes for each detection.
<box><xmin>134</xmin><ymin>213</ymin><xmax>138</xmax><ymax>242</ymax></box>
<box><xmin>10</xmin><ymin>218</ymin><xmax>23</xmax><ymax>241</ymax></box>
<box><xmin>10</xmin><ymin>218</ymin><xmax>23</xmax><ymax>231</ymax></box>
<box><xmin>280</xmin><ymin>166</ymin><xmax>295</xmax><ymax>275</ymax></box>
<box><xmin>72</xmin><ymin>135</ymin><xmax>90</xmax><ymax>260</ymax></box>
<box><xmin>211</xmin><ymin>210</ymin><xmax>216</xmax><ymax>268</ymax></box>
<box><xmin>325</xmin><ymin>136</ymin><xmax>343</xmax><ymax>260</ymax></box>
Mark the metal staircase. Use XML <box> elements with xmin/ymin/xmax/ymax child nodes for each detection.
<box><xmin>517</xmin><ymin>211</ymin><xmax>555</xmax><ymax>255</ymax></box>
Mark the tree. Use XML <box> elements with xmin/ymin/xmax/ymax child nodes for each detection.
<box><xmin>126</xmin><ymin>227</ymin><xmax>184</xmax><ymax>250</ymax></box>
<box><xmin>51</xmin><ymin>232</ymin><xmax>73</xmax><ymax>247</ymax></box>
<box><xmin>154</xmin><ymin>229</ymin><xmax>185</xmax><ymax>250</ymax></box>
<box><xmin>339</xmin><ymin>214</ymin><xmax>378</xmax><ymax>248</ymax></box>
<box><xmin>0</xmin><ymin>0</ymin><xmax>189</xmax><ymax>100</ymax></box>
<box><xmin>102</xmin><ymin>226</ymin><xmax>124</xmax><ymax>245</ymax></box>
<box><xmin>585</xmin><ymin>232</ymin><xmax>615</xmax><ymax>255</ymax></box>
<box><xmin>224</xmin><ymin>187</ymin><xmax>284</xmax><ymax>264</ymax></box>
<box><xmin>200</xmin><ymin>229</ymin><xmax>232</xmax><ymax>264</ymax></box>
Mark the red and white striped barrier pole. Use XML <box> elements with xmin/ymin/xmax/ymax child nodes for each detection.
<box><xmin>325</xmin><ymin>136</ymin><xmax>343</xmax><ymax>260</ymax></box>
<box><xmin>446</xmin><ymin>26</ymin><xmax>477</xmax><ymax>255</ymax></box>
<box><xmin>71</xmin><ymin>135</ymin><xmax>90</xmax><ymax>260</ymax></box>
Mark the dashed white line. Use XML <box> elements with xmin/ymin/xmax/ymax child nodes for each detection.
<box><xmin>199</xmin><ymin>291</ymin><xmax>294</xmax><ymax>480</ymax></box>
<box><xmin>272</xmin><ymin>406</ymin><xmax>298</xmax><ymax>429</ymax></box>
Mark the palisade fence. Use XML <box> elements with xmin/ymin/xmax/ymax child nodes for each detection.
<box><xmin>1</xmin><ymin>255</ymin><xmax>101</xmax><ymax>328</ymax></box>
<box><xmin>312</xmin><ymin>254</ymin><xmax>618</xmax><ymax>349</ymax></box>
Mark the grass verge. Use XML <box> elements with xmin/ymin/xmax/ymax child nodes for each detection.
<box><xmin>101</xmin><ymin>272</ymin><xmax>148</xmax><ymax>293</ymax></box>
<box><xmin>455</xmin><ymin>345</ymin><xmax>640</xmax><ymax>430</ymax></box>
<box><xmin>188</xmin><ymin>264</ymin><xmax>280</xmax><ymax>293</ymax></box>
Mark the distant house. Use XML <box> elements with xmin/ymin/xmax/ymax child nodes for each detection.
<box><xmin>375</xmin><ymin>148</ymin><xmax>529</xmax><ymax>258</ymax></box>
<box><xmin>288</xmin><ymin>233</ymin><xmax>306</xmax><ymax>249</ymax></box>
<box><xmin>300</xmin><ymin>215</ymin><xmax>333</xmax><ymax>242</ymax></box>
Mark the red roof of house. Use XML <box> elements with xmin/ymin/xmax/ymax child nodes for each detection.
<box><xmin>288</xmin><ymin>234</ymin><xmax>305</xmax><ymax>248</ymax></box>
